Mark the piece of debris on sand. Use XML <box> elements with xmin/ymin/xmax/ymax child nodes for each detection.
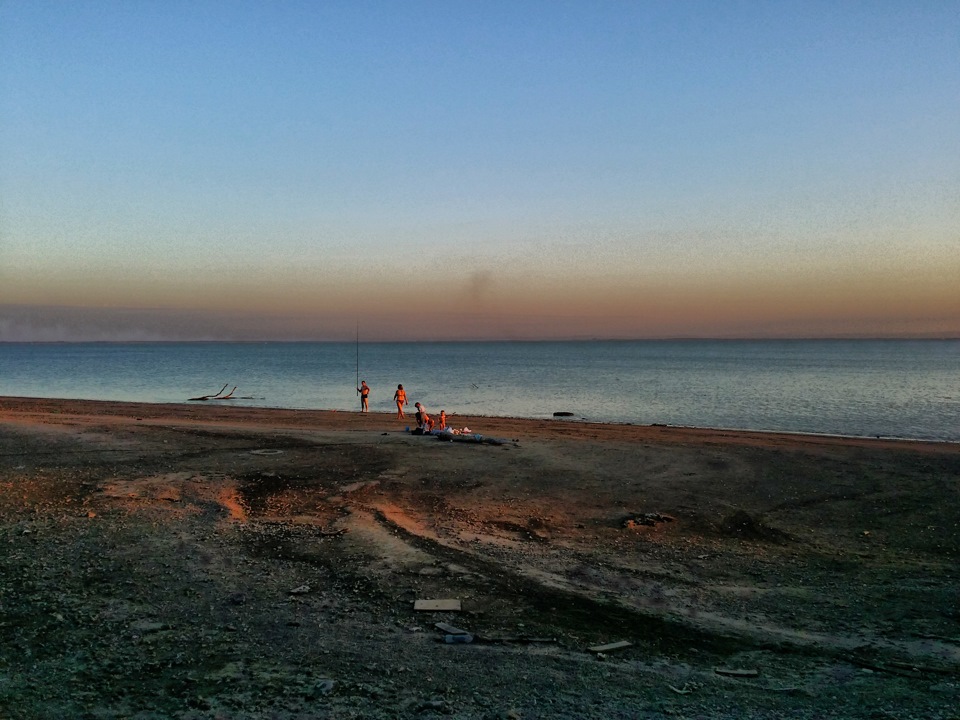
<box><xmin>588</xmin><ymin>640</ymin><xmax>633</xmax><ymax>653</ymax></box>
<box><xmin>414</xmin><ymin>599</ymin><xmax>462</xmax><ymax>612</ymax></box>
<box><xmin>715</xmin><ymin>667</ymin><xmax>760</xmax><ymax>678</ymax></box>
<box><xmin>435</xmin><ymin>622</ymin><xmax>470</xmax><ymax>635</ymax></box>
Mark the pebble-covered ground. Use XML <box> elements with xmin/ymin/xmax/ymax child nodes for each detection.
<box><xmin>1</xmin><ymin>398</ymin><xmax>958</xmax><ymax>719</ymax></box>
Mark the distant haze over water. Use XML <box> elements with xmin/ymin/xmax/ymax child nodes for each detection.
<box><xmin>0</xmin><ymin>340</ymin><xmax>957</xmax><ymax>442</ymax></box>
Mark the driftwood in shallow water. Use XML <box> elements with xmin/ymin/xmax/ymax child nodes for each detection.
<box><xmin>188</xmin><ymin>384</ymin><xmax>230</xmax><ymax>401</ymax></box>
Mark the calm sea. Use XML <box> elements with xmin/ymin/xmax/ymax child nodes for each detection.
<box><xmin>0</xmin><ymin>340</ymin><xmax>957</xmax><ymax>442</ymax></box>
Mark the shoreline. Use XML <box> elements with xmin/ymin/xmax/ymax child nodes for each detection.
<box><xmin>3</xmin><ymin>337</ymin><xmax>959</xmax><ymax>344</ymax></box>
<box><xmin>4</xmin><ymin>338</ymin><xmax>956</xmax><ymax>445</ymax></box>
<box><xmin>2</xmin><ymin>395</ymin><xmax>957</xmax><ymax>452</ymax></box>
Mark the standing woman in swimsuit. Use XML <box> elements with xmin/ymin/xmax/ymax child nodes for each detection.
<box><xmin>393</xmin><ymin>384</ymin><xmax>407</xmax><ymax>419</ymax></box>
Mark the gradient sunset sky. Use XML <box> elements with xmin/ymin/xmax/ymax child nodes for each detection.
<box><xmin>1</xmin><ymin>1</ymin><xmax>958</xmax><ymax>341</ymax></box>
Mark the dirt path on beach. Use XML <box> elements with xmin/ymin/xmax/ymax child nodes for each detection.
<box><xmin>1</xmin><ymin>397</ymin><xmax>958</xmax><ymax>719</ymax></box>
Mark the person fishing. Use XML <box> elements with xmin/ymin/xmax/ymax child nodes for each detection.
<box><xmin>357</xmin><ymin>380</ymin><xmax>370</xmax><ymax>412</ymax></box>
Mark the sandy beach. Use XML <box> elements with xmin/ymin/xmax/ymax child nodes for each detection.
<box><xmin>1</xmin><ymin>396</ymin><xmax>958</xmax><ymax>719</ymax></box>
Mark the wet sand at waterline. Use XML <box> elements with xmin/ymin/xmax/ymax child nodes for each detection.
<box><xmin>1</xmin><ymin>397</ymin><xmax>958</xmax><ymax>719</ymax></box>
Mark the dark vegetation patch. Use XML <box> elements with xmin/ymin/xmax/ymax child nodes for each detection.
<box><xmin>490</xmin><ymin>519</ymin><xmax>550</xmax><ymax>542</ymax></box>
<box><xmin>235</xmin><ymin>443</ymin><xmax>392</xmax><ymax>517</ymax></box>
<box><xmin>620</xmin><ymin>512</ymin><xmax>675</xmax><ymax>529</ymax></box>
<box><xmin>719</xmin><ymin>510</ymin><xmax>795</xmax><ymax>544</ymax></box>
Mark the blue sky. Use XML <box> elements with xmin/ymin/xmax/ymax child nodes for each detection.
<box><xmin>1</xmin><ymin>1</ymin><xmax>958</xmax><ymax>340</ymax></box>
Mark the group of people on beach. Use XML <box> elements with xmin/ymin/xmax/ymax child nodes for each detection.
<box><xmin>356</xmin><ymin>381</ymin><xmax>446</xmax><ymax>432</ymax></box>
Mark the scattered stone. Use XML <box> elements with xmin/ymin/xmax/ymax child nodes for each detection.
<box><xmin>313</xmin><ymin>678</ymin><xmax>335</xmax><ymax>695</ymax></box>
<box><xmin>415</xmin><ymin>699</ymin><xmax>448</xmax><ymax>713</ymax></box>
<box><xmin>474</xmin><ymin>635</ymin><xmax>556</xmax><ymax>645</ymax></box>
<box><xmin>445</xmin><ymin>633</ymin><xmax>474</xmax><ymax>644</ymax></box>
<box><xmin>621</xmin><ymin>513</ymin><xmax>674</xmax><ymax>529</ymax></box>
<box><xmin>130</xmin><ymin>620</ymin><xmax>168</xmax><ymax>634</ymax></box>
<box><xmin>340</xmin><ymin>480</ymin><xmax>379</xmax><ymax>493</ymax></box>
<box><xmin>318</xmin><ymin>528</ymin><xmax>347</xmax><ymax>537</ymax></box>
<box><xmin>288</xmin><ymin>584</ymin><xmax>311</xmax><ymax>595</ymax></box>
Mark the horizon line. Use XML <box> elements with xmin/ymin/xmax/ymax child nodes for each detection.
<box><xmin>2</xmin><ymin>335</ymin><xmax>958</xmax><ymax>345</ymax></box>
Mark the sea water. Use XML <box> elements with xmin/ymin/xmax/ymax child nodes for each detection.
<box><xmin>0</xmin><ymin>340</ymin><xmax>957</xmax><ymax>442</ymax></box>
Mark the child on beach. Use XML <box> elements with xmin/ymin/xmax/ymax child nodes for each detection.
<box><xmin>414</xmin><ymin>402</ymin><xmax>434</xmax><ymax>431</ymax></box>
<box><xmin>438</xmin><ymin>410</ymin><xmax>447</xmax><ymax>430</ymax></box>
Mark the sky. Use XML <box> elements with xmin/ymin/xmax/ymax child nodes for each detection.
<box><xmin>1</xmin><ymin>1</ymin><xmax>958</xmax><ymax>341</ymax></box>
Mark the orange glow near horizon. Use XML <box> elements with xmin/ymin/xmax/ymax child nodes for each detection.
<box><xmin>3</xmin><ymin>258</ymin><xmax>957</xmax><ymax>341</ymax></box>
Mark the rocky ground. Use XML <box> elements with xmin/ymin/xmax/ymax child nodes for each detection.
<box><xmin>0</xmin><ymin>397</ymin><xmax>958</xmax><ymax>719</ymax></box>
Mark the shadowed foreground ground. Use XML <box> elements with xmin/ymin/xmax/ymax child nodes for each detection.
<box><xmin>1</xmin><ymin>397</ymin><xmax>958</xmax><ymax>719</ymax></box>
